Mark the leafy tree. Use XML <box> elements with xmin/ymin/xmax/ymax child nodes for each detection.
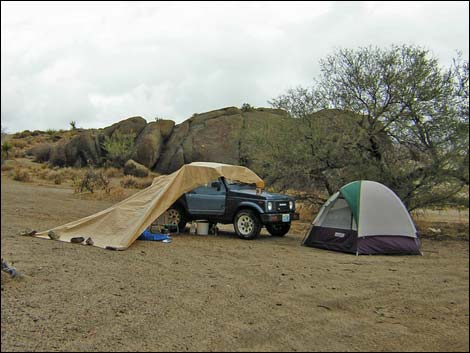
<box><xmin>267</xmin><ymin>45</ymin><xmax>469</xmax><ymax>210</ymax></box>
<box><xmin>70</xmin><ymin>121</ymin><xmax>77</xmax><ymax>130</ymax></box>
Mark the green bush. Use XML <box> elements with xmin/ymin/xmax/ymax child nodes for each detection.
<box><xmin>102</xmin><ymin>131</ymin><xmax>136</xmax><ymax>168</ymax></box>
<box><xmin>1</xmin><ymin>142</ymin><xmax>13</xmax><ymax>159</ymax></box>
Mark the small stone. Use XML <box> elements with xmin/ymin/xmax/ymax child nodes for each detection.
<box><xmin>70</xmin><ymin>237</ymin><xmax>85</xmax><ymax>244</ymax></box>
<box><xmin>48</xmin><ymin>230</ymin><xmax>60</xmax><ymax>240</ymax></box>
<box><xmin>85</xmin><ymin>237</ymin><xmax>94</xmax><ymax>246</ymax></box>
<box><xmin>20</xmin><ymin>229</ymin><xmax>37</xmax><ymax>236</ymax></box>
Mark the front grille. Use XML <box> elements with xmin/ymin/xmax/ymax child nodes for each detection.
<box><xmin>276</xmin><ymin>201</ymin><xmax>290</xmax><ymax>212</ymax></box>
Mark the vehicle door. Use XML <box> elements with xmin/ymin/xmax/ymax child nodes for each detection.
<box><xmin>185</xmin><ymin>179</ymin><xmax>226</xmax><ymax>215</ymax></box>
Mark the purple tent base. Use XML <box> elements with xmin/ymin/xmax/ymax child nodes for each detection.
<box><xmin>303</xmin><ymin>226</ymin><xmax>421</xmax><ymax>255</ymax></box>
<box><xmin>357</xmin><ymin>236</ymin><xmax>421</xmax><ymax>255</ymax></box>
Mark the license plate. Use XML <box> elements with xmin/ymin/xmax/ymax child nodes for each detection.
<box><xmin>282</xmin><ymin>214</ymin><xmax>290</xmax><ymax>222</ymax></box>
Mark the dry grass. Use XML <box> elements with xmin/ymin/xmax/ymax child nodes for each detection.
<box><xmin>10</xmin><ymin>167</ymin><xmax>31</xmax><ymax>182</ymax></box>
<box><xmin>413</xmin><ymin>208</ymin><xmax>469</xmax><ymax>241</ymax></box>
<box><xmin>103</xmin><ymin>167</ymin><xmax>123</xmax><ymax>178</ymax></box>
<box><xmin>74</xmin><ymin>186</ymin><xmax>136</xmax><ymax>202</ymax></box>
<box><xmin>295</xmin><ymin>201</ymin><xmax>319</xmax><ymax>222</ymax></box>
<box><xmin>1</xmin><ymin>163</ymin><xmax>15</xmax><ymax>172</ymax></box>
<box><xmin>120</xmin><ymin>175</ymin><xmax>153</xmax><ymax>189</ymax></box>
<box><xmin>10</xmin><ymin>139</ymin><xmax>28</xmax><ymax>149</ymax></box>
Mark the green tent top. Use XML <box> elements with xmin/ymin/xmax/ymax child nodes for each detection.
<box><xmin>339</xmin><ymin>181</ymin><xmax>361</xmax><ymax>225</ymax></box>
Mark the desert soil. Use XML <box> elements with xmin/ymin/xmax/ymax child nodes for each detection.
<box><xmin>1</xmin><ymin>177</ymin><xmax>469</xmax><ymax>352</ymax></box>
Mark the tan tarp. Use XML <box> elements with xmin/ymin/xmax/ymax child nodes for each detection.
<box><xmin>35</xmin><ymin>162</ymin><xmax>265</xmax><ymax>250</ymax></box>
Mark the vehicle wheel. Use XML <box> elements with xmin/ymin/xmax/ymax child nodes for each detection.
<box><xmin>234</xmin><ymin>209</ymin><xmax>261</xmax><ymax>240</ymax></box>
<box><xmin>266</xmin><ymin>223</ymin><xmax>290</xmax><ymax>237</ymax></box>
<box><xmin>164</xmin><ymin>206</ymin><xmax>187</xmax><ymax>233</ymax></box>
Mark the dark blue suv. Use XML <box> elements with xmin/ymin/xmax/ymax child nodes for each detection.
<box><xmin>164</xmin><ymin>177</ymin><xmax>299</xmax><ymax>239</ymax></box>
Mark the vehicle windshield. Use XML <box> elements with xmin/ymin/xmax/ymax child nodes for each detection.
<box><xmin>224</xmin><ymin>178</ymin><xmax>256</xmax><ymax>190</ymax></box>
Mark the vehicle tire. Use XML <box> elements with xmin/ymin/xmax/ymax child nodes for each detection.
<box><xmin>234</xmin><ymin>209</ymin><xmax>261</xmax><ymax>240</ymax></box>
<box><xmin>266</xmin><ymin>223</ymin><xmax>290</xmax><ymax>237</ymax></box>
<box><xmin>164</xmin><ymin>205</ymin><xmax>187</xmax><ymax>233</ymax></box>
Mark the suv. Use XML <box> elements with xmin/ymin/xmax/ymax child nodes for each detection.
<box><xmin>163</xmin><ymin>177</ymin><xmax>299</xmax><ymax>239</ymax></box>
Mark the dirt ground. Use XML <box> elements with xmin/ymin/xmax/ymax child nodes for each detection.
<box><xmin>1</xmin><ymin>177</ymin><xmax>469</xmax><ymax>352</ymax></box>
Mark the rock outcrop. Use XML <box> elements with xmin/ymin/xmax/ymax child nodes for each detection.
<box><xmin>64</xmin><ymin>131</ymin><xmax>101</xmax><ymax>167</ymax></box>
<box><xmin>26</xmin><ymin>107</ymin><xmax>290</xmax><ymax>173</ymax></box>
<box><xmin>155</xmin><ymin>107</ymin><xmax>288</xmax><ymax>173</ymax></box>
<box><xmin>102</xmin><ymin>116</ymin><xmax>147</xmax><ymax>137</ymax></box>
<box><xmin>134</xmin><ymin>120</ymin><xmax>174</xmax><ymax>169</ymax></box>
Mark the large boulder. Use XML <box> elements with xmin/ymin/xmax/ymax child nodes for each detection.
<box><xmin>102</xmin><ymin>116</ymin><xmax>147</xmax><ymax>138</ymax></box>
<box><xmin>49</xmin><ymin>142</ymin><xmax>67</xmax><ymax>167</ymax></box>
<box><xmin>64</xmin><ymin>131</ymin><xmax>102</xmax><ymax>167</ymax></box>
<box><xmin>156</xmin><ymin>119</ymin><xmax>175</xmax><ymax>140</ymax></box>
<box><xmin>134</xmin><ymin>120</ymin><xmax>175</xmax><ymax>169</ymax></box>
<box><xmin>123</xmin><ymin>159</ymin><xmax>149</xmax><ymax>178</ymax></box>
<box><xmin>155</xmin><ymin>121</ymin><xmax>190</xmax><ymax>173</ymax></box>
<box><xmin>26</xmin><ymin>143</ymin><xmax>53</xmax><ymax>163</ymax></box>
<box><xmin>154</xmin><ymin>107</ymin><xmax>288</xmax><ymax>173</ymax></box>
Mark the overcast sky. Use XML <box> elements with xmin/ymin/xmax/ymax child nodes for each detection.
<box><xmin>1</xmin><ymin>1</ymin><xmax>469</xmax><ymax>132</ymax></box>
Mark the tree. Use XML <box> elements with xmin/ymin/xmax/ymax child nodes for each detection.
<box><xmin>70</xmin><ymin>121</ymin><xmax>77</xmax><ymax>130</ymax></box>
<box><xmin>268</xmin><ymin>45</ymin><xmax>469</xmax><ymax>210</ymax></box>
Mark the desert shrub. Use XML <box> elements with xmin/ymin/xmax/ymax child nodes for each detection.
<box><xmin>72</xmin><ymin>169</ymin><xmax>110</xmax><ymax>193</ymax></box>
<box><xmin>36</xmin><ymin>168</ymin><xmax>50</xmax><ymax>180</ymax></box>
<box><xmin>120</xmin><ymin>175</ymin><xmax>139</xmax><ymax>189</ymax></box>
<box><xmin>102</xmin><ymin>131</ymin><xmax>136</xmax><ymax>168</ymax></box>
<box><xmin>1</xmin><ymin>142</ymin><xmax>13</xmax><ymax>158</ymax></box>
<box><xmin>45</xmin><ymin>170</ymin><xmax>63</xmax><ymax>185</ymax></box>
<box><xmin>11</xmin><ymin>167</ymin><xmax>31</xmax><ymax>182</ymax></box>
<box><xmin>12</xmin><ymin>149</ymin><xmax>26</xmax><ymax>158</ymax></box>
<box><xmin>10</xmin><ymin>140</ymin><xmax>28</xmax><ymax>149</ymax></box>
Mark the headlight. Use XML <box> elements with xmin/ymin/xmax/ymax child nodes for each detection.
<box><xmin>289</xmin><ymin>201</ymin><xmax>294</xmax><ymax>210</ymax></box>
<box><xmin>267</xmin><ymin>202</ymin><xmax>273</xmax><ymax>211</ymax></box>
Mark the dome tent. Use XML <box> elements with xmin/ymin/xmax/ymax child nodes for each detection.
<box><xmin>302</xmin><ymin>181</ymin><xmax>421</xmax><ymax>255</ymax></box>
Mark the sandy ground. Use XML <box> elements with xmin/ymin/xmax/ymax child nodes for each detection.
<box><xmin>1</xmin><ymin>177</ymin><xmax>469</xmax><ymax>352</ymax></box>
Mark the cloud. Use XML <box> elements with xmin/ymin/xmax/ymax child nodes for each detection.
<box><xmin>1</xmin><ymin>1</ymin><xmax>469</xmax><ymax>132</ymax></box>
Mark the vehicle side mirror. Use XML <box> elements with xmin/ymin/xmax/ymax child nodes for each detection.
<box><xmin>211</xmin><ymin>181</ymin><xmax>221</xmax><ymax>191</ymax></box>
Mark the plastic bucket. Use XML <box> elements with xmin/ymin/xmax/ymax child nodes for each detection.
<box><xmin>196</xmin><ymin>220</ymin><xmax>209</xmax><ymax>235</ymax></box>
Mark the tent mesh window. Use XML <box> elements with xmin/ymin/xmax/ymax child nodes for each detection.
<box><xmin>317</xmin><ymin>198</ymin><xmax>353</xmax><ymax>230</ymax></box>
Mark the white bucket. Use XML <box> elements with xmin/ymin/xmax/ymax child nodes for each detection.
<box><xmin>196</xmin><ymin>220</ymin><xmax>209</xmax><ymax>235</ymax></box>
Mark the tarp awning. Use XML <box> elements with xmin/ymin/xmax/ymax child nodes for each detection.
<box><xmin>35</xmin><ymin>162</ymin><xmax>265</xmax><ymax>250</ymax></box>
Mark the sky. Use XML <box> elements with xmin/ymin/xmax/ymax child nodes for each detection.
<box><xmin>1</xmin><ymin>1</ymin><xmax>469</xmax><ymax>133</ymax></box>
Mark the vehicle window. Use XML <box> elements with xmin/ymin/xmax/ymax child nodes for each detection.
<box><xmin>192</xmin><ymin>180</ymin><xmax>225</xmax><ymax>195</ymax></box>
<box><xmin>225</xmin><ymin>179</ymin><xmax>255</xmax><ymax>190</ymax></box>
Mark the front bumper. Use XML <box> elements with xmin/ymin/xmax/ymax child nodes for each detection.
<box><xmin>260</xmin><ymin>212</ymin><xmax>299</xmax><ymax>224</ymax></box>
